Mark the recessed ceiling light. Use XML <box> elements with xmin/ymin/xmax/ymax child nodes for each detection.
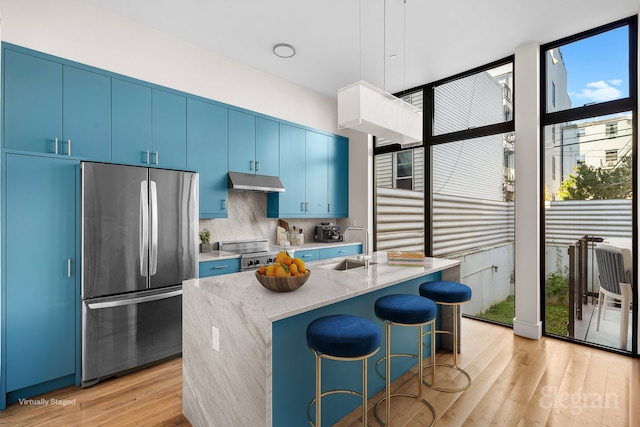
<box><xmin>273</xmin><ymin>43</ymin><xmax>296</xmax><ymax>58</ymax></box>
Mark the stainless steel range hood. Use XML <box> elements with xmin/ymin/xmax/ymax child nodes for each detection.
<box><xmin>227</xmin><ymin>171</ymin><xmax>285</xmax><ymax>193</ymax></box>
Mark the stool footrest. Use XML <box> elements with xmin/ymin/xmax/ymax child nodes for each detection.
<box><xmin>374</xmin><ymin>393</ymin><xmax>436</xmax><ymax>427</ymax></box>
<box><xmin>307</xmin><ymin>389</ymin><xmax>364</xmax><ymax>427</ymax></box>
<box><xmin>422</xmin><ymin>362</ymin><xmax>472</xmax><ymax>393</ymax></box>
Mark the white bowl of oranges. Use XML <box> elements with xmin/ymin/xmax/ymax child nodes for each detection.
<box><xmin>255</xmin><ymin>251</ymin><xmax>310</xmax><ymax>292</ymax></box>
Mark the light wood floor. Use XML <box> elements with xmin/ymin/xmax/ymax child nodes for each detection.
<box><xmin>0</xmin><ymin>319</ymin><xmax>637</xmax><ymax>427</ymax></box>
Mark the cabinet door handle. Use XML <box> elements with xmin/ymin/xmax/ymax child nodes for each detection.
<box><xmin>146</xmin><ymin>150</ymin><xmax>150</xmax><ymax>164</ymax></box>
<box><xmin>154</xmin><ymin>151</ymin><xmax>159</xmax><ymax>165</ymax></box>
<box><xmin>250</xmin><ymin>160</ymin><xmax>254</xmax><ymax>171</ymax></box>
<box><xmin>328</xmin><ymin>203</ymin><xmax>332</xmax><ymax>212</ymax></box>
<box><xmin>301</xmin><ymin>202</ymin><xmax>305</xmax><ymax>212</ymax></box>
<box><xmin>67</xmin><ymin>259</ymin><xmax>72</xmax><ymax>277</ymax></box>
<box><xmin>54</xmin><ymin>137</ymin><xmax>59</xmax><ymax>155</ymax></box>
<box><xmin>66</xmin><ymin>139</ymin><xmax>72</xmax><ymax>156</ymax></box>
<box><xmin>256</xmin><ymin>160</ymin><xmax>260</xmax><ymax>172</ymax></box>
<box><xmin>213</xmin><ymin>265</ymin><xmax>228</xmax><ymax>270</ymax></box>
<box><xmin>305</xmin><ymin>202</ymin><xmax>309</xmax><ymax>212</ymax></box>
<box><xmin>221</xmin><ymin>199</ymin><xmax>227</xmax><ymax>210</ymax></box>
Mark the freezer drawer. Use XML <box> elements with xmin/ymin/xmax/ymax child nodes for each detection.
<box><xmin>82</xmin><ymin>287</ymin><xmax>182</xmax><ymax>386</ymax></box>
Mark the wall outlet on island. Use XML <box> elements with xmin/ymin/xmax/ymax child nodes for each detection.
<box><xmin>212</xmin><ymin>326</ymin><xmax>220</xmax><ymax>352</ymax></box>
<box><xmin>269</xmin><ymin>220</ymin><xmax>275</xmax><ymax>230</ymax></box>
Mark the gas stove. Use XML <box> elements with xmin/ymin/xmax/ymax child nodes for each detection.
<box><xmin>218</xmin><ymin>239</ymin><xmax>280</xmax><ymax>271</ymax></box>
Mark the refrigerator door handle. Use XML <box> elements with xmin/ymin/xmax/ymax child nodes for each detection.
<box><xmin>140</xmin><ymin>180</ymin><xmax>149</xmax><ymax>277</ymax></box>
<box><xmin>149</xmin><ymin>180</ymin><xmax>158</xmax><ymax>276</ymax></box>
<box><xmin>86</xmin><ymin>289</ymin><xmax>182</xmax><ymax>309</ymax></box>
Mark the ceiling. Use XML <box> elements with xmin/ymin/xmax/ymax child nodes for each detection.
<box><xmin>85</xmin><ymin>0</ymin><xmax>640</xmax><ymax>99</ymax></box>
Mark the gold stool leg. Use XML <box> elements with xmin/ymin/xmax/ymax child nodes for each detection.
<box><xmin>362</xmin><ymin>357</ymin><xmax>368</xmax><ymax>427</ymax></box>
<box><xmin>385</xmin><ymin>321</ymin><xmax>391</xmax><ymax>426</ymax></box>
<box><xmin>316</xmin><ymin>353</ymin><xmax>321</xmax><ymax>427</ymax></box>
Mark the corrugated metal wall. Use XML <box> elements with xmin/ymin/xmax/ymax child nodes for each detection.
<box><xmin>434</xmin><ymin>71</ymin><xmax>504</xmax><ymax>135</ymax></box>
<box><xmin>432</xmin><ymin>135</ymin><xmax>505</xmax><ymax>202</ymax></box>
<box><xmin>376</xmin><ymin>187</ymin><xmax>425</xmax><ymax>251</ymax></box>
<box><xmin>433</xmin><ymin>194</ymin><xmax>514</xmax><ymax>256</ymax></box>
<box><xmin>375</xmin><ymin>189</ymin><xmax>515</xmax><ymax>256</ymax></box>
<box><xmin>544</xmin><ymin>199</ymin><xmax>632</xmax><ymax>246</ymax></box>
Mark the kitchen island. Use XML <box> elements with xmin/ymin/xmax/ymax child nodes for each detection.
<box><xmin>182</xmin><ymin>251</ymin><xmax>460</xmax><ymax>427</ymax></box>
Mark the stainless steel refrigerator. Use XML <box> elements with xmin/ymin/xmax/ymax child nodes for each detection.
<box><xmin>81</xmin><ymin>162</ymin><xmax>198</xmax><ymax>386</ymax></box>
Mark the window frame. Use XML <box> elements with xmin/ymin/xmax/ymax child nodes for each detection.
<box><xmin>539</xmin><ymin>15</ymin><xmax>638</xmax><ymax>354</ymax></box>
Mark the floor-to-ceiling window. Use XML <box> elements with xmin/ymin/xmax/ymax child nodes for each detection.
<box><xmin>541</xmin><ymin>17</ymin><xmax>637</xmax><ymax>354</ymax></box>
<box><xmin>426</xmin><ymin>59</ymin><xmax>516</xmax><ymax>324</ymax></box>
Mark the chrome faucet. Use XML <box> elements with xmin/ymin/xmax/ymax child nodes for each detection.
<box><xmin>344</xmin><ymin>226</ymin><xmax>371</xmax><ymax>268</ymax></box>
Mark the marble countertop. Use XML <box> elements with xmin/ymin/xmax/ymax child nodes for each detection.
<box><xmin>185</xmin><ymin>251</ymin><xmax>460</xmax><ymax>322</ymax></box>
<box><xmin>197</xmin><ymin>240</ymin><xmax>365</xmax><ymax>262</ymax></box>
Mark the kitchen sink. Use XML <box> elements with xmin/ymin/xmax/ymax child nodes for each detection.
<box><xmin>321</xmin><ymin>258</ymin><xmax>373</xmax><ymax>271</ymax></box>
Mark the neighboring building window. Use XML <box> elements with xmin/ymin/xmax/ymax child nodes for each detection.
<box><xmin>605</xmin><ymin>149</ymin><xmax>618</xmax><ymax>167</ymax></box>
<box><xmin>577</xmin><ymin>127</ymin><xmax>585</xmax><ymax>137</ymax></box>
<box><xmin>552</xmin><ymin>156</ymin><xmax>556</xmax><ymax>180</ymax></box>
<box><xmin>606</xmin><ymin>122</ymin><xmax>618</xmax><ymax>138</ymax></box>
<box><xmin>395</xmin><ymin>151</ymin><xmax>414</xmax><ymax>190</ymax></box>
<box><xmin>552</xmin><ymin>81</ymin><xmax>556</xmax><ymax>108</ymax></box>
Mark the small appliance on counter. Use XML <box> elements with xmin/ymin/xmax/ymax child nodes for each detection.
<box><xmin>314</xmin><ymin>222</ymin><xmax>343</xmax><ymax>243</ymax></box>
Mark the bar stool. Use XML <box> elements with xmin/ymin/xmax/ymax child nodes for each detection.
<box><xmin>374</xmin><ymin>294</ymin><xmax>437</xmax><ymax>427</ymax></box>
<box><xmin>306</xmin><ymin>314</ymin><xmax>381</xmax><ymax>427</ymax></box>
<box><xmin>419</xmin><ymin>280</ymin><xmax>472</xmax><ymax>393</ymax></box>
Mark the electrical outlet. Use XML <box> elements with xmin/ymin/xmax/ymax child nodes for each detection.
<box><xmin>212</xmin><ymin>326</ymin><xmax>220</xmax><ymax>352</ymax></box>
<box><xmin>269</xmin><ymin>220</ymin><xmax>275</xmax><ymax>230</ymax></box>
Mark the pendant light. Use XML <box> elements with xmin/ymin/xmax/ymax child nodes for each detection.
<box><xmin>337</xmin><ymin>0</ymin><xmax>422</xmax><ymax>144</ymax></box>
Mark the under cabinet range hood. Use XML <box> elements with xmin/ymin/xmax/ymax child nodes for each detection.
<box><xmin>227</xmin><ymin>171</ymin><xmax>285</xmax><ymax>193</ymax></box>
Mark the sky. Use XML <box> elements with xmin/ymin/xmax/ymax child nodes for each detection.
<box><xmin>560</xmin><ymin>25</ymin><xmax>629</xmax><ymax>107</ymax></box>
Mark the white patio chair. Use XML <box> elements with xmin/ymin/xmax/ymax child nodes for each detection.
<box><xmin>594</xmin><ymin>243</ymin><xmax>633</xmax><ymax>350</ymax></box>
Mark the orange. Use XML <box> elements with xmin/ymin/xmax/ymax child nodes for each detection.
<box><xmin>266</xmin><ymin>265</ymin><xmax>276</xmax><ymax>277</ymax></box>
<box><xmin>292</xmin><ymin>257</ymin><xmax>305</xmax><ymax>272</ymax></box>
<box><xmin>289</xmin><ymin>263</ymin><xmax>298</xmax><ymax>275</ymax></box>
<box><xmin>275</xmin><ymin>266</ymin><xmax>289</xmax><ymax>278</ymax></box>
<box><xmin>258</xmin><ymin>265</ymin><xmax>266</xmax><ymax>275</ymax></box>
<box><xmin>275</xmin><ymin>251</ymin><xmax>289</xmax><ymax>264</ymax></box>
<box><xmin>282</xmin><ymin>255</ymin><xmax>292</xmax><ymax>266</ymax></box>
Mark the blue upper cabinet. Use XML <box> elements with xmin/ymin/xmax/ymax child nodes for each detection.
<box><xmin>255</xmin><ymin>117</ymin><xmax>279</xmax><ymax>177</ymax></box>
<box><xmin>228</xmin><ymin>110</ymin><xmax>255</xmax><ymax>173</ymax></box>
<box><xmin>187</xmin><ymin>98</ymin><xmax>229</xmax><ymax>218</ymax></box>
<box><xmin>152</xmin><ymin>89</ymin><xmax>187</xmax><ymax>169</ymax></box>
<box><xmin>112</xmin><ymin>79</ymin><xmax>152</xmax><ymax>165</ymax></box>
<box><xmin>327</xmin><ymin>135</ymin><xmax>349</xmax><ymax>217</ymax></box>
<box><xmin>63</xmin><ymin>66</ymin><xmax>111</xmax><ymax>160</ymax></box>
<box><xmin>229</xmin><ymin>110</ymin><xmax>279</xmax><ymax>176</ymax></box>
<box><xmin>304</xmin><ymin>131</ymin><xmax>328</xmax><ymax>216</ymax></box>
<box><xmin>113</xmin><ymin>81</ymin><xmax>188</xmax><ymax>168</ymax></box>
<box><xmin>3</xmin><ymin>49</ymin><xmax>111</xmax><ymax>159</ymax></box>
<box><xmin>4</xmin><ymin>49</ymin><xmax>62</xmax><ymax>154</ymax></box>
<box><xmin>267</xmin><ymin>127</ymin><xmax>348</xmax><ymax>218</ymax></box>
<box><xmin>268</xmin><ymin>124</ymin><xmax>306</xmax><ymax>217</ymax></box>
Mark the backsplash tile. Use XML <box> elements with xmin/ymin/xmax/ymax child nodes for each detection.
<box><xmin>199</xmin><ymin>191</ymin><xmax>347</xmax><ymax>246</ymax></box>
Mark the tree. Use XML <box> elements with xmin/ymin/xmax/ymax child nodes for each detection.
<box><xmin>557</xmin><ymin>155</ymin><xmax>632</xmax><ymax>200</ymax></box>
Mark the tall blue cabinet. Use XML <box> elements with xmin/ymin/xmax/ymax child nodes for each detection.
<box><xmin>4</xmin><ymin>154</ymin><xmax>77</xmax><ymax>400</ymax></box>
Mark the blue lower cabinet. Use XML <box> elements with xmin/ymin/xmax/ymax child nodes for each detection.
<box><xmin>292</xmin><ymin>249</ymin><xmax>319</xmax><ymax>263</ymax></box>
<box><xmin>319</xmin><ymin>244</ymin><xmax>362</xmax><ymax>260</ymax></box>
<box><xmin>199</xmin><ymin>258</ymin><xmax>241</xmax><ymax>277</ymax></box>
<box><xmin>4</xmin><ymin>154</ymin><xmax>77</xmax><ymax>403</ymax></box>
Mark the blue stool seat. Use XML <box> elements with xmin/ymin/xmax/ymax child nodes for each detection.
<box><xmin>307</xmin><ymin>314</ymin><xmax>380</xmax><ymax>358</ymax></box>
<box><xmin>419</xmin><ymin>280</ymin><xmax>472</xmax><ymax>303</ymax></box>
<box><xmin>374</xmin><ymin>294</ymin><xmax>437</xmax><ymax>324</ymax></box>
<box><xmin>306</xmin><ymin>314</ymin><xmax>380</xmax><ymax>427</ymax></box>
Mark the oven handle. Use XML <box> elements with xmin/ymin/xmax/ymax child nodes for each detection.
<box><xmin>86</xmin><ymin>289</ymin><xmax>182</xmax><ymax>309</ymax></box>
